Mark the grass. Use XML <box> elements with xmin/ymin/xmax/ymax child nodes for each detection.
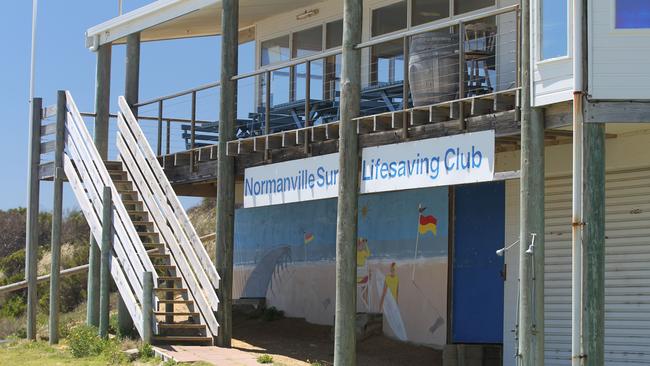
<box><xmin>0</xmin><ymin>340</ymin><xmax>112</xmax><ymax>366</ymax></box>
<box><xmin>257</xmin><ymin>354</ymin><xmax>274</xmax><ymax>364</ymax></box>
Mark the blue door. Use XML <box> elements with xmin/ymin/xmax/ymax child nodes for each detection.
<box><xmin>452</xmin><ymin>182</ymin><xmax>505</xmax><ymax>344</ymax></box>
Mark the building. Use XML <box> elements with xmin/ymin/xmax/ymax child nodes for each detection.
<box><xmin>27</xmin><ymin>0</ymin><xmax>650</xmax><ymax>365</ymax></box>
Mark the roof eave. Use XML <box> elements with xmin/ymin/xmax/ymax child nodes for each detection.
<box><xmin>85</xmin><ymin>0</ymin><xmax>220</xmax><ymax>50</ymax></box>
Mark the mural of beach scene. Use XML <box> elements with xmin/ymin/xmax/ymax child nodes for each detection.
<box><xmin>233</xmin><ymin>187</ymin><xmax>449</xmax><ymax>347</ymax></box>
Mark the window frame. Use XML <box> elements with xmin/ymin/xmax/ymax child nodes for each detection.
<box><xmin>536</xmin><ymin>0</ymin><xmax>571</xmax><ymax>64</ymax></box>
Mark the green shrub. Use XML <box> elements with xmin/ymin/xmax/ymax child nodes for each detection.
<box><xmin>101</xmin><ymin>338</ymin><xmax>128</xmax><ymax>364</ymax></box>
<box><xmin>0</xmin><ymin>296</ymin><xmax>26</xmax><ymax>319</ymax></box>
<box><xmin>257</xmin><ymin>354</ymin><xmax>274</xmax><ymax>364</ymax></box>
<box><xmin>139</xmin><ymin>342</ymin><xmax>155</xmax><ymax>359</ymax></box>
<box><xmin>261</xmin><ymin>306</ymin><xmax>284</xmax><ymax>321</ymax></box>
<box><xmin>67</xmin><ymin>325</ymin><xmax>104</xmax><ymax>358</ymax></box>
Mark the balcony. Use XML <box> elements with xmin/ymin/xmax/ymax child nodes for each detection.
<box><xmin>124</xmin><ymin>5</ymin><xmax>521</xmax><ymax>188</ymax></box>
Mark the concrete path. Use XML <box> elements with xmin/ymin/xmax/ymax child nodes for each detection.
<box><xmin>154</xmin><ymin>345</ymin><xmax>261</xmax><ymax>366</ymax></box>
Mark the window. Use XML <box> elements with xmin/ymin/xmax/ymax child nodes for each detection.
<box><xmin>616</xmin><ymin>0</ymin><xmax>650</xmax><ymax>29</ymax></box>
<box><xmin>412</xmin><ymin>0</ymin><xmax>450</xmax><ymax>26</ymax></box>
<box><xmin>261</xmin><ymin>35</ymin><xmax>290</xmax><ymax>66</ymax></box>
<box><xmin>540</xmin><ymin>0</ymin><xmax>568</xmax><ymax>60</ymax></box>
<box><xmin>372</xmin><ymin>1</ymin><xmax>407</xmax><ymax>37</ymax></box>
<box><xmin>292</xmin><ymin>26</ymin><xmax>323</xmax><ymax>58</ymax></box>
<box><xmin>326</xmin><ymin>19</ymin><xmax>343</xmax><ymax>49</ymax></box>
<box><xmin>454</xmin><ymin>0</ymin><xmax>494</xmax><ymax>15</ymax></box>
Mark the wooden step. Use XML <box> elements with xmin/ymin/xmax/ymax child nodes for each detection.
<box><xmin>153</xmin><ymin>264</ymin><xmax>176</xmax><ymax>270</ymax></box>
<box><xmin>143</xmin><ymin>243</ymin><xmax>165</xmax><ymax>250</ymax></box>
<box><xmin>127</xmin><ymin>210</ymin><xmax>148</xmax><ymax>218</ymax></box>
<box><xmin>157</xmin><ymin>276</ymin><xmax>182</xmax><ymax>282</ymax></box>
<box><xmin>158</xmin><ymin>323</ymin><xmax>204</xmax><ymax>330</ymax></box>
<box><xmin>152</xmin><ymin>335</ymin><xmax>212</xmax><ymax>344</ymax></box>
<box><xmin>154</xmin><ymin>311</ymin><xmax>199</xmax><ymax>317</ymax></box>
<box><xmin>155</xmin><ymin>288</ymin><xmax>187</xmax><ymax>294</ymax></box>
<box><xmin>157</xmin><ymin>299</ymin><xmax>194</xmax><ymax>305</ymax></box>
<box><xmin>104</xmin><ymin>161</ymin><xmax>123</xmax><ymax>170</ymax></box>
<box><xmin>132</xmin><ymin>220</ymin><xmax>154</xmax><ymax>227</ymax></box>
<box><xmin>137</xmin><ymin>231</ymin><xmax>159</xmax><ymax>237</ymax></box>
<box><xmin>148</xmin><ymin>253</ymin><xmax>170</xmax><ymax>259</ymax></box>
<box><xmin>121</xmin><ymin>199</ymin><xmax>142</xmax><ymax>206</ymax></box>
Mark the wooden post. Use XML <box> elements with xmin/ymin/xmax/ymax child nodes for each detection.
<box><xmin>99</xmin><ymin>187</ymin><xmax>112</xmax><ymax>339</ymax></box>
<box><xmin>26</xmin><ymin>97</ymin><xmax>42</xmax><ymax>341</ymax></box>
<box><xmin>118</xmin><ymin>31</ymin><xmax>141</xmax><ymax>335</ymax></box>
<box><xmin>215</xmin><ymin>0</ymin><xmax>238</xmax><ymax>347</ymax></box>
<box><xmin>304</xmin><ymin>60</ymin><xmax>311</xmax><ymax>154</ymax></box>
<box><xmin>458</xmin><ymin>22</ymin><xmax>466</xmax><ymax>129</ymax></box>
<box><xmin>518</xmin><ymin>0</ymin><xmax>539</xmax><ymax>364</ymax></box>
<box><xmin>582</xmin><ymin>124</ymin><xmax>605</xmax><ymax>365</ymax></box>
<box><xmin>334</xmin><ymin>0</ymin><xmax>361</xmax><ymax>365</ymax></box>
<box><xmin>402</xmin><ymin>35</ymin><xmax>409</xmax><ymax>138</ymax></box>
<box><xmin>94</xmin><ymin>44</ymin><xmax>112</xmax><ymax>158</ymax></box>
<box><xmin>141</xmin><ymin>271</ymin><xmax>153</xmax><ymax>344</ymax></box>
<box><xmin>190</xmin><ymin>90</ymin><xmax>197</xmax><ymax>168</ymax></box>
<box><xmin>88</xmin><ymin>43</ymin><xmax>112</xmax><ymax>328</ymax></box>
<box><xmin>531</xmin><ymin>108</ymin><xmax>545</xmax><ymax>366</ymax></box>
<box><xmin>49</xmin><ymin>91</ymin><xmax>66</xmax><ymax>344</ymax></box>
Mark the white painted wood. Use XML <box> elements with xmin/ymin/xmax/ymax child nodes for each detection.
<box><xmin>64</xmin><ymin>155</ymin><xmax>144</xmax><ymax>336</ymax></box>
<box><xmin>65</xmin><ymin>93</ymin><xmax>155</xmax><ymax>278</ymax></box>
<box><xmin>64</xmin><ymin>112</ymin><xmax>149</xmax><ymax>287</ymax></box>
<box><xmin>118</xmin><ymin>97</ymin><xmax>221</xmax><ymax>291</ymax></box>
<box><xmin>589</xmin><ymin>0</ymin><xmax>650</xmax><ymax>100</ymax></box>
<box><xmin>64</xmin><ymin>132</ymin><xmax>145</xmax><ymax>295</ymax></box>
<box><xmin>117</xmin><ymin>132</ymin><xmax>220</xmax><ymax>337</ymax></box>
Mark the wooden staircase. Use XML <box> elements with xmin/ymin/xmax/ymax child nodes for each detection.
<box><xmin>106</xmin><ymin>161</ymin><xmax>212</xmax><ymax>345</ymax></box>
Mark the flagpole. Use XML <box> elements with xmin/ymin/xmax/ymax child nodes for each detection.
<box><xmin>412</xmin><ymin>214</ymin><xmax>421</xmax><ymax>282</ymax></box>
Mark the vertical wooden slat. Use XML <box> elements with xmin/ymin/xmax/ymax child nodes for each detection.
<box><xmin>304</xmin><ymin>60</ymin><xmax>311</xmax><ymax>153</ymax></box>
<box><xmin>458</xmin><ymin>22</ymin><xmax>466</xmax><ymax>130</ymax></box>
<box><xmin>99</xmin><ymin>187</ymin><xmax>112</xmax><ymax>339</ymax></box>
<box><xmin>157</xmin><ymin>100</ymin><xmax>163</xmax><ymax>156</ymax></box>
<box><xmin>402</xmin><ymin>35</ymin><xmax>410</xmax><ymax>138</ymax></box>
<box><xmin>142</xmin><ymin>271</ymin><xmax>153</xmax><ymax>344</ymax></box>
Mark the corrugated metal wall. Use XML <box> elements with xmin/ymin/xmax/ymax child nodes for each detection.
<box><xmin>545</xmin><ymin>167</ymin><xmax>650</xmax><ymax>365</ymax></box>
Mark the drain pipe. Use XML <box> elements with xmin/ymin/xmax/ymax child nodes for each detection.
<box><xmin>571</xmin><ymin>0</ymin><xmax>585</xmax><ymax>365</ymax></box>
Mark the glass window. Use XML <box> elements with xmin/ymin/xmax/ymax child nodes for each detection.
<box><xmin>371</xmin><ymin>39</ymin><xmax>404</xmax><ymax>84</ymax></box>
<box><xmin>372</xmin><ymin>1</ymin><xmax>407</xmax><ymax>37</ymax></box>
<box><xmin>454</xmin><ymin>0</ymin><xmax>494</xmax><ymax>15</ymax></box>
<box><xmin>412</xmin><ymin>0</ymin><xmax>450</xmax><ymax>26</ymax></box>
<box><xmin>326</xmin><ymin>19</ymin><xmax>343</xmax><ymax>49</ymax></box>
<box><xmin>261</xmin><ymin>35</ymin><xmax>290</xmax><ymax>66</ymax></box>
<box><xmin>616</xmin><ymin>0</ymin><xmax>650</xmax><ymax>29</ymax></box>
<box><xmin>292</xmin><ymin>26</ymin><xmax>323</xmax><ymax>58</ymax></box>
<box><xmin>540</xmin><ymin>0</ymin><xmax>568</xmax><ymax>60</ymax></box>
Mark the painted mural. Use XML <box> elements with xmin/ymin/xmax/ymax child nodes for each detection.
<box><xmin>233</xmin><ymin>187</ymin><xmax>449</xmax><ymax>347</ymax></box>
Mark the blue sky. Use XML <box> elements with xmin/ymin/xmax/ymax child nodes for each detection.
<box><xmin>0</xmin><ymin>1</ymin><xmax>232</xmax><ymax>211</ymax></box>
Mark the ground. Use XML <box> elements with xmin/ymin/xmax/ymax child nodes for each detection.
<box><xmin>231</xmin><ymin>313</ymin><xmax>441</xmax><ymax>366</ymax></box>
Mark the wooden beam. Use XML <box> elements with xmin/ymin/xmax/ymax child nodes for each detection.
<box><xmin>26</xmin><ymin>97</ymin><xmax>42</xmax><ymax>340</ymax></box>
<box><xmin>586</xmin><ymin>101</ymin><xmax>650</xmax><ymax>124</ymax></box>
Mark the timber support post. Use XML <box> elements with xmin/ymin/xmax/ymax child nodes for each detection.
<box><xmin>518</xmin><ymin>0</ymin><xmax>543</xmax><ymax>364</ymax></box>
<box><xmin>118</xmin><ymin>33</ymin><xmax>140</xmax><ymax>335</ymax></box>
<box><xmin>582</xmin><ymin>123</ymin><xmax>605</xmax><ymax>366</ymax></box>
<box><xmin>88</xmin><ymin>43</ymin><xmax>113</xmax><ymax>328</ymax></box>
<box><xmin>26</xmin><ymin>97</ymin><xmax>42</xmax><ymax>341</ymax></box>
<box><xmin>99</xmin><ymin>187</ymin><xmax>112</xmax><ymax>339</ymax></box>
<box><xmin>334</xmin><ymin>0</ymin><xmax>362</xmax><ymax>365</ymax></box>
<box><xmin>49</xmin><ymin>91</ymin><xmax>66</xmax><ymax>344</ymax></box>
<box><xmin>215</xmin><ymin>0</ymin><xmax>238</xmax><ymax>347</ymax></box>
<box><xmin>142</xmin><ymin>271</ymin><xmax>153</xmax><ymax>344</ymax></box>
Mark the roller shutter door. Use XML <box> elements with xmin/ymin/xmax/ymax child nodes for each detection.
<box><xmin>544</xmin><ymin>167</ymin><xmax>650</xmax><ymax>365</ymax></box>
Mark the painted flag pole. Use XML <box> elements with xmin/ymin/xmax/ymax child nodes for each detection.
<box><xmin>412</xmin><ymin>205</ymin><xmax>423</xmax><ymax>281</ymax></box>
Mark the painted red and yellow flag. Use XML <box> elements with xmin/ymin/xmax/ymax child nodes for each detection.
<box><xmin>304</xmin><ymin>232</ymin><xmax>315</xmax><ymax>245</ymax></box>
<box><xmin>418</xmin><ymin>215</ymin><xmax>437</xmax><ymax>235</ymax></box>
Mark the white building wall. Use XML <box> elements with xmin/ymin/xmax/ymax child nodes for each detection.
<box><xmin>588</xmin><ymin>0</ymin><xmax>650</xmax><ymax>100</ymax></box>
<box><xmin>501</xmin><ymin>130</ymin><xmax>650</xmax><ymax>366</ymax></box>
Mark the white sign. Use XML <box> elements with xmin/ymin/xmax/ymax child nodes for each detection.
<box><xmin>243</xmin><ymin>153</ymin><xmax>340</xmax><ymax>208</ymax></box>
<box><xmin>243</xmin><ymin>130</ymin><xmax>495</xmax><ymax>207</ymax></box>
<box><xmin>360</xmin><ymin>130</ymin><xmax>494</xmax><ymax>193</ymax></box>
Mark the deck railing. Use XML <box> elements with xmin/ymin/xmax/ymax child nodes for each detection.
<box><xmin>116</xmin><ymin>5</ymin><xmax>519</xmax><ymax>160</ymax></box>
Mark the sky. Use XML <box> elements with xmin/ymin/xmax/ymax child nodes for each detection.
<box><xmin>0</xmin><ymin>1</ymin><xmax>234</xmax><ymax>211</ymax></box>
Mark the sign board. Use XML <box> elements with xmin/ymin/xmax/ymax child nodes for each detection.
<box><xmin>243</xmin><ymin>153</ymin><xmax>340</xmax><ymax>208</ymax></box>
<box><xmin>360</xmin><ymin>130</ymin><xmax>495</xmax><ymax>193</ymax></box>
<box><xmin>243</xmin><ymin>130</ymin><xmax>495</xmax><ymax>207</ymax></box>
